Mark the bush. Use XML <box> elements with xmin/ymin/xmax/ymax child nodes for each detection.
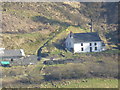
<box><xmin>43</xmin><ymin>59</ymin><xmax>85</xmax><ymax>65</ymax></box>
<box><xmin>89</xmin><ymin>63</ymin><xmax>118</xmax><ymax>78</ymax></box>
<box><xmin>44</xmin><ymin>59</ymin><xmax>118</xmax><ymax>81</ymax></box>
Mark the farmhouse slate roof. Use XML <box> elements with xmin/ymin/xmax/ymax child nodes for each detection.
<box><xmin>1</xmin><ymin>49</ymin><xmax>25</xmax><ymax>58</ymax></box>
<box><xmin>72</xmin><ymin>32</ymin><xmax>102</xmax><ymax>43</ymax></box>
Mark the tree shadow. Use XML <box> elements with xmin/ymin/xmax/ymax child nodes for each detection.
<box><xmin>104</xmin><ymin>2</ymin><xmax>118</xmax><ymax>24</ymax></box>
<box><xmin>105</xmin><ymin>30</ymin><xmax>119</xmax><ymax>48</ymax></box>
<box><xmin>81</xmin><ymin>2</ymin><xmax>118</xmax><ymax>24</ymax></box>
<box><xmin>32</xmin><ymin>16</ymin><xmax>71</xmax><ymax>27</ymax></box>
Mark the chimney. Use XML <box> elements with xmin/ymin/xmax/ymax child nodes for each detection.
<box><xmin>70</xmin><ymin>31</ymin><xmax>73</xmax><ymax>38</ymax></box>
<box><xmin>89</xmin><ymin>18</ymin><xmax>93</xmax><ymax>32</ymax></box>
<box><xmin>90</xmin><ymin>18</ymin><xmax>93</xmax><ymax>32</ymax></box>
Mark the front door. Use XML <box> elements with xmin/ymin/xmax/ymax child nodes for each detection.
<box><xmin>90</xmin><ymin>47</ymin><xmax>92</xmax><ymax>52</ymax></box>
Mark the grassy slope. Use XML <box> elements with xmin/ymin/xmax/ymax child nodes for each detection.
<box><xmin>1</xmin><ymin>51</ymin><xmax>118</xmax><ymax>88</ymax></box>
<box><xmin>2</xmin><ymin>2</ymin><xmax>119</xmax><ymax>53</ymax></box>
<box><xmin>2</xmin><ymin>64</ymin><xmax>118</xmax><ymax>88</ymax></box>
<box><xmin>39</xmin><ymin>78</ymin><xmax>118</xmax><ymax>88</ymax></box>
<box><xmin>2</xmin><ymin>74</ymin><xmax>118</xmax><ymax>88</ymax></box>
<box><xmin>42</xmin><ymin>26</ymin><xmax>119</xmax><ymax>59</ymax></box>
<box><xmin>2</xmin><ymin>31</ymin><xmax>51</xmax><ymax>54</ymax></box>
<box><xmin>2</xmin><ymin>25</ymin><xmax>118</xmax><ymax>55</ymax></box>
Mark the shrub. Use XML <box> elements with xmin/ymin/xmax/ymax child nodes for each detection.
<box><xmin>43</xmin><ymin>59</ymin><xmax>85</xmax><ymax>65</ymax></box>
<box><xmin>44</xmin><ymin>59</ymin><xmax>118</xmax><ymax>81</ymax></box>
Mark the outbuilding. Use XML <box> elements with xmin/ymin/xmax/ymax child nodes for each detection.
<box><xmin>0</xmin><ymin>49</ymin><xmax>25</xmax><ymax>60</ymax></box>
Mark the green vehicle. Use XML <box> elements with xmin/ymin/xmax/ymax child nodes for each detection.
<box><xmin>0</xmin><ymin>61</ymin><xmax>10</xmax><ymax>67</ymax></box>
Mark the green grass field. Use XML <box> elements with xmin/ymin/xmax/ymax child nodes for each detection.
<box><xmin>2</xmin><ymin>76</ymin><xmax>118</xmax><ymax>88</ymax></box>
<box><xmin>35</xmin><ymin>78</ymin><xmax>118</xmax><ymax>88</ymax></box>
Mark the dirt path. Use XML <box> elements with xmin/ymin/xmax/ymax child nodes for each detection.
<box><xmin>37</xmin><ymin>26</ymin><xmax>68</xmax><ymax>57</ymax></box>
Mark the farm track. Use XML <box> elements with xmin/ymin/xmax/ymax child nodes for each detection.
<box><xmin>37</xmin><ymin>26</ymin><xmax>68</xmax><ymax>56</ymax></box>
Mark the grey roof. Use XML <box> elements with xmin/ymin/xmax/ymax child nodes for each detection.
<box><xmin>2</xmin><ymin>49</ymin><xmax>25</xmax><ymax>58</ymax></box>
<box><xmin>72</xmin><ymin>32</ymin><xmax>102</xmax><ymax>43</ymax></box>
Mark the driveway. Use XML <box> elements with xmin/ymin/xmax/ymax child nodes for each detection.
<box><xmin>10</xmin><ymin>55</ymin><xmax>38</xmax><ymax>66</ymax></box>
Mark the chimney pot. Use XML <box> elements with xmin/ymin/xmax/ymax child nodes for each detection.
<box><xmin>70</xmin><ymin>31</ymin><xmax>73</xmax><ymax>38</ymax></box>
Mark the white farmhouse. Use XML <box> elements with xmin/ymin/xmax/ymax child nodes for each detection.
<box><xmin>65</xmin><ymin>32</ymin><xmax>106</xmax><ymax>53</ymax></box>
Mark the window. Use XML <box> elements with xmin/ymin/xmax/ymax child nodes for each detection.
<box><xmin>95</xmin><ymin>43</ymin><xmax>97</xmax><ymax>46</ymax></box>
<box><xmin>81</xmin><ymin>43</ymin><xmax>83</xmax><ymax>46</ymax></box>
<box><xmin>95</xmin><ymin>47</ymin><xmax>97</xmax><ymax>50</ymax></box>
<box><xmin>81</xmin><ymin>48</ymin><xmax>84</xmax><ymax>51</ymax></box>
<box><xmin>90</xmin><ymin>43</ymin><xmax>92</xmax><ymax>46</ymax></box>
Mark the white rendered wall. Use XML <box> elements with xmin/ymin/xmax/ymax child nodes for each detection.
<box><xmin>20</xmin><ymin>49</ymin><xmax>25</xmax><ymax>56</ymax></box>
<box><xmin>74</xmin><ymin>41</ymin><xmax>102</xmax><ymax>53</ymax></box>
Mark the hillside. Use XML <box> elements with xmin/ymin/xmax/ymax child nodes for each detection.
<box><xmin>2</xmin><ymin>2</ymin><xmax>118</xmax><ymax>33</ymax></box>
<box><xmin>1</xmin><ymin>2</ymin><xmax>119</xmax><ymax>55</ymax></box>
<box><xmin>1</xmin><ymin>2</ymin><xmax>119</xmax><ymax>88</ymax></box>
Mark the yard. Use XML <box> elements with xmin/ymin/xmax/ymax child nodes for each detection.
<box><xmin>0</xmin><ymin>55</ymin><xmax>38</xmax><ymax>67</ymax></box>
